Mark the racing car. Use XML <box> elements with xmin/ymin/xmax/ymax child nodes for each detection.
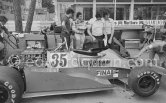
<box><xmin>0</xmin><ymin>30</ymin><xmax>166</xmax><ymax>103</ymax></box>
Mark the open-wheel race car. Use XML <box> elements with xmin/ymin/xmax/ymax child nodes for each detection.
<box><xmin>0</xmin><ymin>30</ymin><xmax>166</xmax><ymax>103</ymax></box>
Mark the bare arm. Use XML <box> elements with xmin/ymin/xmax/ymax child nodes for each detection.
<box><xmin>111</xmin><ymin>20</ymin><xmax>115</xmax><ymax>40</ymax></box>
<box><xmin>135</xmin><ymin>43</ymin><xmax>157</xmax><ymax>58</ymax></box>
<box><xmin>108</xmin><ymin>19</ymin><xmax>115</xmax><ymax>44</ymax></box>
<box><xmin>87</xmin><ymin>24</ymin><xmax>95</xmax><ymax>40</ymax></box>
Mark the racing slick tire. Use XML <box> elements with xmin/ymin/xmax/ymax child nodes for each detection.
<box><xmin>0</xmin><ymin>66</ymin><xmax>24</xmax><ymax>102</ymax></box>
<box><xmin>0</xmin><ymin>76</ymin><xmax>21</xmax><ymax>103</ymax></box>
<box><xmin>128</xmin><ymin>66</ymin><xmax>161</xmax><ymax>97</ymax></box>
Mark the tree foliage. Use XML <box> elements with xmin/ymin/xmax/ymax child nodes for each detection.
<box><xmin>42</xmin><ymin>0</ymin><xmax>55</xmax><ymax>13</ymax></box>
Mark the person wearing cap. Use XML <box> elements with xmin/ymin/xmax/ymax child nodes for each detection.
<box><xmin>87</xmin><ymin>13</ymin><xmax>105</xmax><ymax>48</ymax></box>
<box><xmin>0</xmin><ymin>16</ymin><xmax>8</xmax><ymax>51</ymax></box>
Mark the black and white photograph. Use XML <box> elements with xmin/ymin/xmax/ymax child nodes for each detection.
<box><xmin>0</xmin><ymin>0</ymin><xmax>166</xmax><ymax>103</ymax></box>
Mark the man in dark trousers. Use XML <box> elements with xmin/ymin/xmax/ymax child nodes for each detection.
<box><xmin>61</xmin><ymin>8</ymin><xmax>74</xmax><ymax>50</ymax></box>
<box><xmin>87</xmin><ymin>13</ymin><xmax>105</xmax><ymax>48</ymax></box>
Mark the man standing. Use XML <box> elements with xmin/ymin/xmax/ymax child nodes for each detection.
<box><xmin>102</xmin><ymin>12</ymin><xmax>114</xmax><ymax>45</ymax></box>
<box><xmin>72</xmin><ymin>12</ymin><xmax>86</xmax><ymax>50</ymax></box>
<box><xmin>102</xmin><ymin>12</ymin><xmax>129</xmax><ymax>57</ymax></box>
<box><xmin>61</xmin><ymin>8</ymin><xmax>74</xmax><ymax>50</ymax></box>
<box><xmin>87</xmin><ymin>13</ymin><xmax>105</xmax><ymax>48</ymax></box>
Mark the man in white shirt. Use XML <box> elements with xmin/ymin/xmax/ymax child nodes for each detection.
<box><xmin>102</xmin><ymin>12</ymin><xmax>114</xmax><ymax>45</ymax></box>
<box><xmin>87</xmin><ymin>13</ymin><xmax>105</xmax><ymax>48</ymax></box>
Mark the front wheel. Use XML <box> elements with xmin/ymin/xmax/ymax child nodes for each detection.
<box><xmin>128</xmin><ymin>66</ymin><xmax>161</xmax><ymax>97</ymax></box>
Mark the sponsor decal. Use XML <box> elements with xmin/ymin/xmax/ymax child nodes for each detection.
<box><xmin>137</xmin><ymin>71</ymin><xmax>160</xmax><ymax>84</ymax></box>
<box><xmin>97</xmin><ymin>70</ymin><xmax>112</xmax><ymax>76</ymax></box>
<box><xmin>114</xmin><ymin>20</ymin><xmax>165</xmax><ymax>26</ymax></box>
<box><xmin>4</xmin><ymin>81</ymin><xmax>16</xmax><ymax>103</ymax></box>
<box><xmin>96</xmin><ymin>70</ymin><xmax>119</xmax><ymax>77</ymax></box>
<box><xmin>78</xmin><ymin>58</ymin><xmax>111</xmax><ymax>67</ymax></box>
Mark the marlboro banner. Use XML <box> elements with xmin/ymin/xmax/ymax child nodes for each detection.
<box><xmin>114</xmin><ymin>20</ymin><xmax>165</xmax><ymax>26</ymax></box>
<box><xmin>5</xmin><ymin>20</ymin><xmax>166</xmax><ymax>31</ymax></box>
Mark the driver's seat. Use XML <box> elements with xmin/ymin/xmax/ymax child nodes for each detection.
<box><xmin>73</xmin><ymin>47</ymin><xmax>108</xmax><ymax>56</ymax></box>
<box><xmin>73</xmin><ymin>50</ymin><xmax>98</xmax><ymax>56</ymax></box>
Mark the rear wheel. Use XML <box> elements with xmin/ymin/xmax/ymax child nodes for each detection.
<box><xmin>0</xmin><ymin>66</ymin><xmax>24</xmax><ymax>103</ymax></box>
<box><xmin>0</xmin><ymin>84</ymin><xmax>9</xmax><ymax>103</ymax></box>
<box><xmin>128</xmin><ymin>66</ymin><xmax>161</xmax><ymax>97</ymax></box>
<box><xmin>0</xmin><ymin>77</ymin><xmax>21</xmax><ymax>103</ymax></box>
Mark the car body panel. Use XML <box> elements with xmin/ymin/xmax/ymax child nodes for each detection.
<box><xmin>23</xmin><ymin>48</ymin><xmax>131</xmax><ymax>94</ymax></box>
<box><xmin>22</xmin><ymin>86</ymin><xmax>112</xmax><ymax>98</ymax></box>
<box><xmin>24</xmin><ymin>69</ymin><xmax>113</xmax><ymax>93</ymax></box>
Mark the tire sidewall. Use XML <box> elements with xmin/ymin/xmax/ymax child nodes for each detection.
<box><xmin>128</xmin><ymin>68</ymin><xmax>161</xmax><ymax>97</ymax></box>
<box><xmin>0</xmin><ymin>77</ymin><xmax>21</xmax><ymax>103</ymax></box>
<box><xmin>0</xmin><ymin>67</ymin><xmax>25</xmax><ymax>94</ymax></box>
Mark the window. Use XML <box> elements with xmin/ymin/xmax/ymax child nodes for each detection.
<box><xmin>76</xmin><ymin>0</ymin><xmax>92</xmax><ymax>2</ymax></box>
<box><xmin>134</xmin><ymin>0</ymin><xmax>151</xmax><ymax>2</ymax></box>
<box><xmin>96</xmin><ymin>0</ymin><xmax>113</xmax><ymax>2</ymax></box>
<box><xmin>96</xmin><ymin>8</ymin><xmax>114</xmax><ymax>18</ymax></box>
<box><xmin>134</xmin><ymin>5</ymin><xmax>152</xmax><ymax>20</ymax></box>
<box><xmin>117</xmin><ymin>0</ymin><xmax>131</xmax><ymax>2</ymax></box>
<box><xmin>153</xmin><ymin>0</ymin><xmax>166</xmax><ymax>2</ymax></box>
<box><xmin>134</xmin><ymin>5</ymin><xmax>166</xmax><ymax>20</ymax></box>
<box><xmin>58</xmin><ymin>0</ymin><xmax>74</xmax><ymax>2</ymax></box>
<box><xmin>0</xmin><ymin>2</ymin><xmax>2</xmax><ymax>10</ymax></box>
<box><xmin>83</xmin><ymin>7</ymin><xmax>92</xmax><ymax>20</ymax></box>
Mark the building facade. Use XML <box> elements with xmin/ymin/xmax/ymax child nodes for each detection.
<box><xmin>54</xmin><ymin>0</ymin><xmax>166</xmax><ymax>22</ymax></box>
<box><xmin>1</xmin><ymin>0</ymin><xmax>166</xmax><ymax>22</ymax></box>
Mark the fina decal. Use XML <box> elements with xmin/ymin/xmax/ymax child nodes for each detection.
<box><xmin>97</xmin><ymin>70</ymin><xmax>112</xmax><ymax>76</ymax></box>
<box><xmin>96</xmin><ymin>70</ymin><xmax>119</xmax><ymax>77</ymax></box>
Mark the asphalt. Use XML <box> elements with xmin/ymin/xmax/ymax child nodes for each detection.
<box><xmin>21</xmin><ymin>49</ymin><xmax>166</xmax><ymax>103</ymax></box>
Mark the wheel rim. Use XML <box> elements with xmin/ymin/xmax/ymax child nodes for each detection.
<box><xmin>138</xmin><ymin>75</ymin><xmax>156</xmax><ymax>92</ymax></box>
<box><xmin>0</xmin><ymin>85</ymin><xmax>9</xmax><ymax>103</ymax></box>
<box><xmin>8</xmin><ymin>55</ymin><xmax>20</xmax><ymax>67</ymax></box>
